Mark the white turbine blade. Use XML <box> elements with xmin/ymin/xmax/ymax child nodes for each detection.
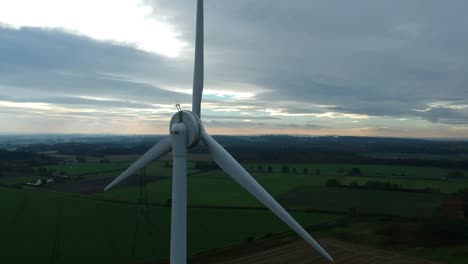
<box><xmin>192</xmin><ymin>0</ymin><xmax>204</xmax><ymax>117</ymax></box>
<box><xmin>202</xmin><ymin>132</ymin><xmax>333</xmax><ymax>261</ymax></box>
<box><xmin>104</xmin><ymin>136</ymin><xmax>172</xmax><ymax>191</ymax></box>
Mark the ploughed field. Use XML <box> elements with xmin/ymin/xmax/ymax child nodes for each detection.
<box><xmin>190</xmin><ymin>239</ymin><xmax>439</xmax><ymax>264</ymax></box>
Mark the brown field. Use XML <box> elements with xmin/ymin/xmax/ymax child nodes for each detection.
<box><xmin>44</xmin><ymin>175</ymin><xmax>168</xmax><ymax>194</ymax></box>
<box><xmin>188</xmin><ymin>238</ymin><xmax>439</xmax><ymax>264</ymax></box>
<box><xmin>105</xmin><ymin>153</ymin><xmax>211</xmax><ymax>162</ymax></box>
<box><xmin>47</xmin><ymin>153</ymin><xmax>212</xmax><ymax>163</ymax></box>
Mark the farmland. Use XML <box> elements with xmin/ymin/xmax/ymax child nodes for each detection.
<box><xmin>2</xmin><ymin>135</ymin><xmax>468</xmax><ymax>263</ymax></box>
<box><xmin>0</xmin><ymin>186</ymin><xmax>339</xmax><ymax>263</ymax></box>
<box><xmin>189</xmin><ymin>238</ymin><xmax>439</xmax><ymax>264</ymax></box>
<box><xmin>96</xmin><ymin>162</ymin><xmax>467</xmax><ymax>219</ymax></box>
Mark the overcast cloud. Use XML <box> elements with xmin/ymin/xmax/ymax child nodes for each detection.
<box><xmin>0</xmin><ymin>0</ymin><xmax>467</xmax><ymax>137</ymax></box>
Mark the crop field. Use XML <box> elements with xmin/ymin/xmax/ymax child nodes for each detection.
<box><xmin>96</xmin><ymin>163</ymin><xmax>458</xmax><ymax>218</ymax></box>
<box><xmin>47</xmin><ymin>161</ymin><xmax>199</xmax><ymax>177</ymax></box>
<box><xmin>97</xmin><ymin>170</ymin><xmax>339</xmax><ymax>206</ymax></box>
<box><xmin>0</xmin><ymin>175</ymin><xmax>45</xmax><ymax>185</ymax></box>
<box><xmin>0</xmin><ymin>186</ymin><xmax>340</xmax><ymax>263</ymax></box>
<box><xmin>46</xmin><ymin>163</ymin><xmax>129</xmax><ymax>175</ymax></box>
<box><xmin>277</xmin><ymin>186</ymin><xmax>444</xmax><ymax>217</ymax></box>
<box><xmin>3</xmin><ymin>160</ymin><xmax>467</xmax><ymax>263</ymax></box>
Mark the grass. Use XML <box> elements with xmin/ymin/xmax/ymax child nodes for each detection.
<box><xmin>97</xmin><ymin>170</ymin><xmax>333</xmax><ymax>206</ymax></box>
<box><xmin>11</xmin><ymin>160</ymin><xmax>466</xmax><ymax>263</ymax></box>
<box><xmin>277</xmin><ymin>186</ymin><xmax>445</xmax><ymax>217</ymax></box>
<box><xmin>46</xmin><ymin>162</ymin><xmax>199</xmax><ymax>177</ymax></box>
<box><xmin>98</xmin><ymin>167</ymin><xmax>447</xmax><ymax>218</ymax></box>
<box><xmin>46</xmin><ymin>163</ymin><xmax>129</xmax><ymax>175</ymax></box>
<box><xmin>0</xmin><ymin>186</ymin><xmax>340</xmax><ymax>263</ymax></box>
<box><xmin>4</xmin><ymin>160</ymin><xmax>467</xmax><ymax>263</ymax></box>
<box><xmin>0</xmin><ymin>175</ymin><xmax>45</xmax><ymax>185</ymax></box>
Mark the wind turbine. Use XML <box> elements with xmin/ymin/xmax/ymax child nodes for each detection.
<box><xmin>104</xmin><ymin>0</ymin><xmax>333</xmax><ymax>263</ymax></box>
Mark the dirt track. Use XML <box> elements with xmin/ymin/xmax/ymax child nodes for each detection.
<box><xmin>189</xmin><ymin>238</ymin><xmax>439</xmax><ymax>264</ymax></box>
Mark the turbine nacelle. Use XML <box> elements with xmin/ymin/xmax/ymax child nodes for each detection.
<box><xmin>170</xmin><ymin>110</ymin><xmax>203</xmax><ymax>149</ymax></box>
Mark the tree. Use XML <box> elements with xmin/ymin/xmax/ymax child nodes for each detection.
<box><xmin>303</xmin><ymin>168</ymin><xmax>308</xmax><ymax>175</ymax></box>
<box><xmin>38</xmin><ymin>167</ymin><xmax>48</xmax><ymax>176</ymax></box>
<box><xmin>292</xmin><ymin>168</ymin><xmax>297</xmax><ymax>174</ymax></box>
<box><xmin>315</xmin><ymin>169</ymin><xmax>321</xmax><ymax>175</ymax></box>
<box><xmin>281</xmin><ymin>165</ymin><xmax>290</xmax><ymax>173</ymax></box>
<box><xmin>326</xmin><ymin>179</ymin><xmax>339</xmax><ymax>187</ymax></box>
<box><xmin>267</xmin><ymin>166</ymin><xmax>273</xmax><ymax>173</ymax></box>
<box><xmin>349</xmin><ymin>207</ymin><xmax>358</xmax><ymax>217</ymax></box>
<box><xmin>448</xmin><ymin>171</ymin><xmax>465</xmax><ymax>179</ymax></box>
<box><xmin>257</xmin><ymin>165</ymin><xmax>263</xmax><ymax>172</ymax></box>
<box><xmin>47</xmin><ymin>168</ymin><xmax>56</xmax><ymax>176</ymax></box>
<box><xmin>348</xmin><ymin>167</ymin><xmax>361</xmax><ymax>175</ymax></box>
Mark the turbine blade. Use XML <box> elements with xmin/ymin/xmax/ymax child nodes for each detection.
<box><xmin>201</xmin><ymin>132</ymin><xmax>333</xmax><ymax>261</ymax></box>
<box><xmin>192</xmin><ymin>0</ymin><xmax>204</xmax><ymax>117</ymax></box>
<box><xmin>104</xmin><ymin>136</ymin><xmax>172</xmax><ymax>191</ymax></box>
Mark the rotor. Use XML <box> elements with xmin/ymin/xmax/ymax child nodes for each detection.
<box><xmin>169</xmin><ymin>110</ymin><xmax>202</xmax><ymax>149</ymax></box>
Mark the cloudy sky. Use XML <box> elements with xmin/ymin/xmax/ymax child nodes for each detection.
<box><xmin>0</xmin><ymin>0</ymin><xmax>467</xmax><ymax>138</ymax></box>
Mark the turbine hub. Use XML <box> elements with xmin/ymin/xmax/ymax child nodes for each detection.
<box><xmin>170</xmin><ymin>110</ymin><xmax>202</xmax><ymax>148</ymax></box>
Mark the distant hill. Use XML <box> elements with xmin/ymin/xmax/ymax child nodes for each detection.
<box><xmin>2</xmin><ymin>135</ymin><xmax>468</xmax><ymax>168</ymax></box>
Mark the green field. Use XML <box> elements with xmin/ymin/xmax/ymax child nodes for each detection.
<box><xmin>0</xmin><ymin>175</ymin><xmax>45</xmax><ymax>185</ymax></box>
<box><xmin>277</xmin><ymin>186</ymin><xmax>444</xmax><ymax>217</ymax></box>
<box><xmin>46</xmin><ymin>163</ymin><xmax>129</xmax><ymax>175</ymax></box>
<box><xmin>0</xmin><ymin>186</ymin><xmax>339</xmax><ymax>263</ymax></box>
<box><xmin>47</xmin><ymin>162</ymin><xmax>199</xmax><ymax>177</ymax></box>
<box><xmin>7</xmin><ymin>161</ymin><xmax>463</xmax><ymax>220</ymax></box>
<box><xmin>97</xmin><ymin>170</ymin><xmax>335</xmax><ymax>206</ymax></box>
<box><xmin>97</xmin><ymin>164</ymin><xmax>455</xmax><ymax>218</ymax></box>
<box><xmin>4</xmin><ymin>161</ymin><xmax>468</xmax><ymax>263</ymax></box>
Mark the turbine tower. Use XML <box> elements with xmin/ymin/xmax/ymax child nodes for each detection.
<box><xmin>105</xmin><ymin>1</ymin><xmax>333</xmax><ymax>263</ymax></box>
